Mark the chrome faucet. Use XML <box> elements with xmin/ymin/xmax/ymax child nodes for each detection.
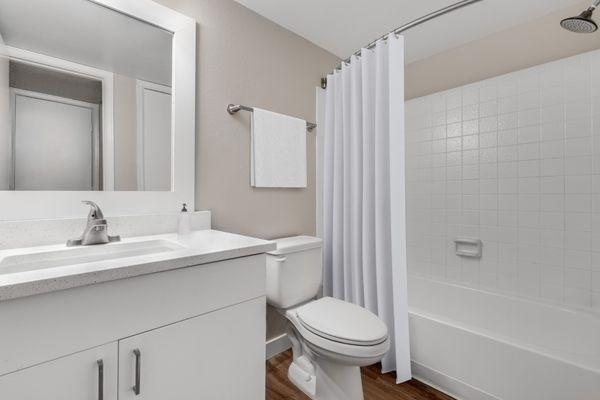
<box><xmin>67</xmin><ymin>201</ymin><xmax>121</xmax><ymax>247</ymax></box>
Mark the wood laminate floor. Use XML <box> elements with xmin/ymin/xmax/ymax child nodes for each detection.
<box><xmin>266</xmin><ymin>350</ymin><xmax>455</xmax><ymax>400</ymax></box>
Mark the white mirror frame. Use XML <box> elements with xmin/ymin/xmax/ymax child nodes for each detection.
<box><xmin>0</xmin><ymin>0</ymin><xmax>196</xmax><ymax>220</ymax></box>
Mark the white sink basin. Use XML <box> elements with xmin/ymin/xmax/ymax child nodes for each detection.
<box><xmin>0</xmin><ymin>240</ymin><xmax>184</xmax><ymax>275</ymax></box>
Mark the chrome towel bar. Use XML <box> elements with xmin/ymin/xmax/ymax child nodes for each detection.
<box><xmin>227</xmin><ymin>104</ymin><xmax>317</xmax><ymax>131</ymax></box>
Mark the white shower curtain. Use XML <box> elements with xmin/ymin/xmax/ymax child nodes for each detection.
<box><xmin>322</xmin><ymin>35</ymin><xmax>411</xmax><ymax>382</ymax></box>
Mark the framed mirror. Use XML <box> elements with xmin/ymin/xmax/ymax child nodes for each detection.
<box><xmin>0</xmin><ymin>0</ymin><xmax>196</xmax><ymax>220</ymax></box>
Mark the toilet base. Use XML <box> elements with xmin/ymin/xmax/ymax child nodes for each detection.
<box><xmin>286</xmin><ymin>327</ymin><xmax>365</xmax><ymax>400</ymax></box>
<box><xmin>288</xmin><ymin>357</ymin><xmax>364</xmax><ymax>400</ymax></box>
<box><xmin>288</xmin><ymin>359</ymin><xmax>317</xmax><ymax>398</ymax></box>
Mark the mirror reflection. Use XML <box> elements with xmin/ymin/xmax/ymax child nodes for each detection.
<box><xmin>0</xmin><ymin>0</ymin><xmax>173</xmax><ymax>191</ymax></box>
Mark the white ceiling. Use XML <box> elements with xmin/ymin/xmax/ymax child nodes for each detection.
<box><xmin>234</xmin><ymin>0</ymin><xmax>587</xmax><ymax>63</ymax></box>
<box><xmin>0</xmin><ymin>0</ymin><xmax>172</xmax><ymax>85</ymax></box>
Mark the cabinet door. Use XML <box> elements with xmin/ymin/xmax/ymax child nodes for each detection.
<box><xmin>0</xmin><ymin>342</ymin><xmax>117</xmax><ymax>400</ymax></box>
<box><xmin>118</xmin><ymin>297</ymin><xmax>265</xmax><ymax>400</ymax></box>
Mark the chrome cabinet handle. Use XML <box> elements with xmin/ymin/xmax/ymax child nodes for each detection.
<box><xmin>97</xmin><ymin>359</ymin><xmax>104</xmax><ymax>400</ymax></box>
<box><xmin>133</xmin><ymin>349</ymin><xmax>141</xmax><ymax>395</ymax></box>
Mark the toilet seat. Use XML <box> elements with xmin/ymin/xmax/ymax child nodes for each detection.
<box><xmin>295</xmin><ymin>297</ymin><xmax>388</xmax><ymax>346</ymax></box>
<box><xmin>285</xmin><ymin>298</ymin><xmax>390</xmax><ymax>363</ymax></box>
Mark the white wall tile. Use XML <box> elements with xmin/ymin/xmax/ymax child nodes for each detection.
<box><xmin>463</xmin><ymin>134</ymin><xmax>479</xmax><ymax>150</ymax></box>
<box><xmin>499</xmin><ymin>129</ymin><xmax>518</xmax><ymax>146</ymax></box>
<box><xmin>541</xmin><ymin>176</ymin><xmax>565</xmax><ymax>194</ymax></box>
<box><xmin>499</xmin><ymin>178</ymin><xmax>518</xmax><ymax>193</ymax></box>
<box><xmin>463</xmin><ymin>120</ymin><xmax>479</xmax><ymax>136</ymax></box>
<box><xmin>541</xmin><ymin>158</ymin><xmax>564</xmax><ymax>176</ymax></box>
<box><xmin>518</xmin><ymin>126</ymin><xmax>540</xmax><ymax>144</ymax></box>
<box><xmin>447</xmin><ymin>122</ymin><xmax>462</xmax><ymax>137</ymax></box>
<box><xmin>541</xmin><ymin>194</ymin><xmax>564</xmax><ymax>212</ymax></box>
<box><xmin>565</xmin><ymin>137</ymin><xmax>593</xmax><ymax>157</ymax></box>
<box><xmin>518</xmin><ymin>143</ymin><xmax>540</xmax><ymax>160</ymax></box>
<box><xmin>566</xmin><ymin>99</ymin><xmax>592</xmax><ymax>120</ymax></box>
<box><xmin>480</xmin><ymin>148</ymin><xmax>497</xmax><ymax>163</ymax></box>
<box><xmin>518</xmin><ymin>160</ymin><xmax>540</xmax><ymax>177</ymax></box>
<box><xmin>541</xmin><ymin>123</ymin><xmax>564</xmax><ymax>142</ymax></box>
<box><xmin>518</xmin><ymin>91</ymin><xmax>540</xmax><ymax>110</ymax></box>
<box><xmin>540</xmin><ymin>212</ymin><xmax>564</xmax><ymax>230</ymax></box>
<box><xmin>405</xmin><ymin>48</ymin><xmax>600</xmax><ymax>312</ymax></box>
<box><xmin>566</xmin><ymin>194</ymin><xmax>591</xmax><ymax>212</ymax></box>
<box><xmin>518</xmin><ymin>109</ymin><xmax>540</xmax><ymax>128</ymax></box>
<box><xmin>565</xmin><ymin>156</ymin><xmax>593</xmax><ymax>175</ymax></box>
<box><xmin>592</xmin><ymin>271</ymin><xmax>600</xmax><ymax>292</ymax></box>
<box><xmin>463</xmin><ymin>86</ymin><xmax>480</xmax><ymax>106</ymax></box>
<box><xmin>519</xmin><ymin>194</ymin><xmax>540</xmax><ymax>210</ymax></box>
<box><xmin>480</xmin><ymin>116</ymin><xmax>498</xmax><ymax>133</ymax></box>
<box><xmin>499</xmin><ymin>146</ymin><xmax>518</xmax><ymax>162</ymax></box>
<box><xmin>565</xmin><ymin>213</ymin><xmax>590</xmax><ymax>232</ymax></box>
<box><xmin>499</xmin><ymin>112</ymin><xmax>518</xmax><ymax>130</ymax></box>
<box><xmin>499</xmin><ymin>162</ymin><xmax>518</xmax><ymax>178</ymax></box>
<box><xmin>541</xmin><ymin>104</ymin><xmax>564</xmax><ymax>124</ymax></box>
<box><xmin>566</xmin><ymin>268</ymin><xmax>591</xmax><ymax>290</ymax></box>
<box><xmin>463</xmin><ymin>104</ymin><xmax>479</xmax><ymax>121</ymax></box>
<box><xmin>566</xmin><ymin>249</ymin><xmax>592</xmax><ymax>269</ymax></box>
<box><xmin>541</xmin><ymin>284</ymin><xmax>564</xmax><ymax>302</ymax></box>
<box><xmin>565</xmin><ymin>175</ymin><xmax>591</xmax><ymax>193</ymax></box>
<box><xmin>565</xmin><ymin>287</ymin><xmax>592</xmax><ymax>307</ymax></box>
<box><xmin>541</xmin><ymin>86</ymin><xmax>563</xmax><ymax>107</ymax></box>
<box><xmin>480</xmin><ymin>179</ymin><xmax>498</xmax><ymax>194</ymax></box>
<box><xmin>541</xmin><ymin>230</ymin><xmax>564</xmax><ymax>248</ymax></box>
<box><xmin>541</xmin><ymin>140</ymin><xmax>565</xmax><ymax>159</ymax></box>
<box><xmin>518</xmin><ymin>178</ymin><xmax>540</xmax><ymax>194</ymax></box>
<box><xmin>499</xmin><ymin>194</ymin><xmax>518</xmax><ymax>210</ymax></box>
<box><xmin>566</xmin><ymin>118</ymin><xmax>592</xmax><ymax>138</ymax></box>
<box><xmin>480</xmin><ymin>131</ymin><xmax>498</xmax><ymax>148</ymax></box>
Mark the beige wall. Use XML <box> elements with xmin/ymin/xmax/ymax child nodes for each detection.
<box><xmin>154</xmin><ymin>0</ymin><xmax>338</xmax><ymax>340</ymax></box>
<box><xmin>156</xmin><ymin>0</ymin><xmax>338</xmax><ymax>241</ymax></box>
<box><xmin>406</xmin><ymin>1</ymin><xmax>600</xmax><ymax>100</ymax></box>
<box><xmin>113</xmin><ymin>73</ymin><xmax>138</xmax><ymax>191</ymax></box>
<box><xmin>9</xmin><ymin>61</ymin><xmax>102</xmax><ymax>104</ymax></box>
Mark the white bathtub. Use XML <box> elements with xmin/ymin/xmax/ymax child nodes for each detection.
<box><xmin>408</xmin><ymin>276</ymin><xmax>600</xmax><ymax>400</ymax></box>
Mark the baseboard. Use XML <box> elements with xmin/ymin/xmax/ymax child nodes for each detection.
<box><xmin>411</xmin><ymin>360</ymin><xmax>500</xmax><ymax>400</ymax></box>
<box><xmin>266</xmin><ymin>333</ymin><xmax>291</xmax><ymax>360</ymax></box>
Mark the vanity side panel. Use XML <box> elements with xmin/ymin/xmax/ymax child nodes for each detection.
<box><xmin>0</xmin><ymin>254</ymin><xmax>265</xmax><ymax>376</ymax></box>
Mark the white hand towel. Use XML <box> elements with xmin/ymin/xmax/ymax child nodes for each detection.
<box><xmin>251</xmin><ymin>108</ymin><xmax>307</xmax><ymax>188</ymax></box>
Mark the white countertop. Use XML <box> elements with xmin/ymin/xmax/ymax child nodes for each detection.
<box><xmin>0</xmin><ymin>230</ymin><xmax>275</xmax><ymax>302</ymax></box>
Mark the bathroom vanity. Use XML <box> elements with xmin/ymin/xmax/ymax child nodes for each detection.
<box><xmin>0</xmin><ymin>0</ymin><xmax>276</xmax><ymax>398</ymax></box>
<box><xmin>0</xmin><ymin>229</ymin><xmax>275</xmax><ymax>399</ymax></box>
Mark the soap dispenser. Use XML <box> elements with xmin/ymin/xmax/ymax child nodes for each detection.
<box><xmin>178</xmin><ymin>203</ymin><xmax>191</xmax><ymax>235</ymax></box>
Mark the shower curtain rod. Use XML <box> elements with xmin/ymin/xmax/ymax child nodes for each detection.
<box><xmin>322</xmin><ymin>0</ymin><xmax>484</xmax><ymax>87</ymax></box>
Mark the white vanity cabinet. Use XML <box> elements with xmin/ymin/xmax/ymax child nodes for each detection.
<box><xmin>0</xmin><ymin>252</ymin><xmax>268</xmax><ymax>400</ymax></box>
<box><xmin>118</xmin><ymin>298</ymin><xmax>264</xmax><ymax>400</ymax></box>
<box><xmin>0</xmin><ymin>343</ymin><xmax>118</xmax><ymax>400</ymax></box>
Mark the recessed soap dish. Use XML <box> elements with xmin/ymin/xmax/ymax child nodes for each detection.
<box><xmin>454</xmin><ymin>238</ymin><xmax>483</xmax><ymax>258</ymax></box>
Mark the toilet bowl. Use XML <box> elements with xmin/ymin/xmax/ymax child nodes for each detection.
<box><xmin>266</xmin><ymin>236</ymin><xmax>390</xmax><ymax>400</ymax></box>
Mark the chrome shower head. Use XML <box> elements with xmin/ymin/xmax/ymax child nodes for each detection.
<box><xmin>561</xmin><ymin>3</ymin><xmax>600</xmax><ymax>33</ymax></box>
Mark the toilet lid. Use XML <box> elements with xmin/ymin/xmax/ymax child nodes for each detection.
<box><xmin>295</xmin><ymin>297</ymin><xmax>388</xmax><ymax>346</ymax></box>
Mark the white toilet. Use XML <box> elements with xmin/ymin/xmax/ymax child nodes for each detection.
<box><xmin>266</xmin><ymin>236</ymin><xmax>390</xmax><ymax>400</ymax></box>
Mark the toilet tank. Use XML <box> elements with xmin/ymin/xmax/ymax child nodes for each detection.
<box><xmin>265</xmin><ymin>236</ymin><xmax>323</xmax><ymax>309</ymax></box>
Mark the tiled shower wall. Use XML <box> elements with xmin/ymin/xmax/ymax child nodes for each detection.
<box><xmin>405</xmin><ymin>49</ymin><xmax>600</xmax><ymax>311</ymax></box>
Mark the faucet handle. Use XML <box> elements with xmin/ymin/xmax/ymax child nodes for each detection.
<box><xmin>82</xmin><ymin>200</ymin><xmax>104</xmax><ymax>220</ymax></box>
